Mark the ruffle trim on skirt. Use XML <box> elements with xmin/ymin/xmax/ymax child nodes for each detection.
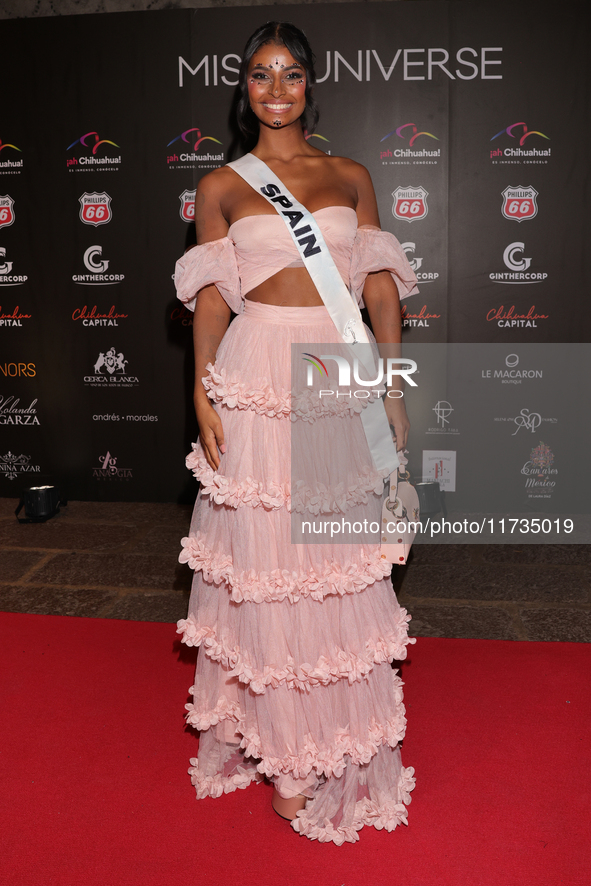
<box><xmin>202</xmin><ymin>362</ymin><xmax>380</xmax><ymax>422</ymax></box>
<box><xmin>186</xmin><ymin>445</ymin><xmax>385</xmax><ymax>513</ymax></box>
<box><xmin>178</xmin><ymin>534</ymin><xmax>394</xmax><ymax>603</ymax></box>
<box><xmin>292</xmin><ymin>770</ymin><xmax>416</xmax><ymax>845</ymax></box>
<box><xmin>188</xmin><ymin>758</ymin><xmax>264</xmax><ymax>799</ymax></box>
<box><xmin>184</xmin><ymin>693</ymin><xmax>241</xmax><ymax>730</ymax></box>
<box><xmin>179</xmin><ymin>617</ymin><xmax>413</xmax><ymax>694</ymax></box>
<box><xmin>241</xmin><ymin>715</ymin><xmax>408</xmax><ymax>779</ymax></box>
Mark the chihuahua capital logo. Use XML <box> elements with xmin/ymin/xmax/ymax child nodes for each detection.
<box><xmin>380</xmin><ymin>123</ymin><xmax>440</xmax><ymax>163</ymax></box>
<box><xmin>489</xmin><ymin>123</ymin><xmax>551</xmax><ymax>163</ymax></box>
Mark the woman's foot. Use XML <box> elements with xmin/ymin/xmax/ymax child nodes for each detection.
<box><xmin>272</xmin><ymin>788</ymin><xmax>307</xmax><ymax>821</ymax></box>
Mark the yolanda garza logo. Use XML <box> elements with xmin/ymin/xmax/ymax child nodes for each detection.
<box><xmin>66</xmin><ymin>132</ymin><xmax>121</xmax><ymax>172</ymax></box>
<box><xmin>79</xmin><ymin>192</ymin><xmax>112</xmax><ymax>227</ymax></box>
<box><xmin>0</xmin><ymin>247</ymin><xmax>28</xmax><ymax>288</ymax></box>
<box><xmin>490</xmin><ymin>123</ymin><xmax>551</xmax><ymax>164</ymax></box>
<box><xmin>0</xmin><ymin>451</ymin><xmax>40</xmax><ymax>481</ymax></box>
<box><xmin>179</xmin><ymin>189</ymin><xmax>195</xmax><ymax>222</ymax></box>
<box><xmin>0</xmin><ymin>394</ymin><xmax>40</xmax><ymax>426</ymax></box>
<box><xmin>92</xmin><ymin>451</ymin><xmax>132</xmax><ymax>481</ymax></box>
<box><xmin>494</xmin><ymin>408</ymin><xmax>557</xmax><ymax>435</ymax></box>
<box><xmin>392</xmin><ymin>187</ymin><xmax>428</xmax><ymax>223</ymax></box>
<box><xmin>401</xmin><ymin>242</ymin><xmax>440</xmax><ymax>284</ymax></box>
<box><xmin>489</xmin><ymin>242</ymin><xmax>548</xmax><ymax>285</ymax></box>
<box><xmin>501</xmin><ymin>186</ymin><xmax>538</xmax><ymax>222</ymax></box>
<box><xmin>0</xmin><ymin>138</ymin><xmax>23</xmax><ymax>174</ymax></box>
<box><xmin>481</xmin><ymin>353</ymin><xmax>543</xmax><ymax>384</ymax></box>
<box><xmin>302</xmin><ymin>352</ymin><xmax>417</xmax><ymax>399</ymax></box>
<box><xmin>426</xmin><ymin>400</ymin><xmax>459</xmax><ymax>435</ymax></box>
<box><xmin>72</xmin><ymin>246</ymin><xmax>124</xmax><ymax>285</ymax></box>
<box><xmin>166</xmin><ymin>128</ymin><xmax>223</xmax><ymax>170</ymax></box>
<box><xmin>380</xmin><ymin>123</ymin><xmax>440</xmax><ymax>165</ymax></box>
<box><xmin>521</xmin><ymin>441</ymin><xmax>557</xmax><ymax>498</ymax></box>
<box><xmin>71</xmin><ymin>304</ymin><xmax>129</xmax><ymax>326</ymax></box>
<box><xmin>0</xmin><ymin>195</ymin><xmax>15</xmax><ymax>229</ymax></box>
<box><xmin>84</xmin><ymin>348</ymin><xmax>139</xmax><ymax>387</ymax></box>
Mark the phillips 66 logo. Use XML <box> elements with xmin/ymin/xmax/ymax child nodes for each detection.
<box><xmin>79</xmin><ymin>192</ymin><xmax>112</xmax><ymax>227</ymax></box>
<box><xmin>0</xmin><ymin>195</ymin><xmax>15</xmax><ymax>229</ymax></box>
<box><xmin>501</xmin><ymin>186</ymin><xmax>538</xmax><ymax>222</ymax></box>
<box><xmin>392</xmin><ymin>186</ymin><xmax>428</xmax><ymax>223</ymax></box>
<box><xmin>179</xmin><ymin>189</ymin><xmax>196</xmax><ymax>223</ymax></box>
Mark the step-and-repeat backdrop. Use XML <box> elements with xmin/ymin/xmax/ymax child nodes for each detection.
<box><xmin>1</xmin><ymin>1</ymin><xmax>589</xmax><ymax>503</ymax></box>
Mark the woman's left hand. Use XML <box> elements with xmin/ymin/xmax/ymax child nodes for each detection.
<box><xmin>384</xmin><ymin>395</ymin><xmax>410</xmax><ymax>451</ymax></box>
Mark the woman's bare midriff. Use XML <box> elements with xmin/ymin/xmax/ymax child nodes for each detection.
<box><xmin>244</xmin><ymin>267</ymin><xmax>325</xmax><ymax>307</ymax></box>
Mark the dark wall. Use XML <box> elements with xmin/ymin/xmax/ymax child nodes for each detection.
<box><xmin>1</xmin><ymin>2</ymin><xmax>588</xmax><ymax>502</ymax></box>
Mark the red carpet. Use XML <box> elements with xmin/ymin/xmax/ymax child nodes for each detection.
<box><xmin>0</xmin><ymin>611</ymin><xmax>589</xmax><ymax>886</ymax></box>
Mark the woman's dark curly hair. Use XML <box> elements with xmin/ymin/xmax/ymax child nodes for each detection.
<box><xmin>236</xmin><ymin>21</ymin><xmax>319</xmax><ymax>137</ymax></box>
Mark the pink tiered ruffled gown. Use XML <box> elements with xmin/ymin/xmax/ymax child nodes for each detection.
<box><xmin>174</xmin><ymin>211</ymin><xmax>419</xmax><ymax>844</ymax></box>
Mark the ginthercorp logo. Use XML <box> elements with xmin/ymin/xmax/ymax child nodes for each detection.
<box><xmin>179</xmin><ymin>189</ymin><xmax>196</xmax><ymax>222</ymax></box>
<box><xmin>380</xmin><ymin>123</ymin><xmax>440</xmax><ymax>164</ymax></box>
<box><xmin>92</xmin><ymin>451</ymin><xmax>132</xmax><ymax>480</ymax></box>
<box><xmin>0</xmin><ymin>195</ymin><xmax>15</xmax><ymax>229</ymax></box>
<box><xmin>481</xmin><ymin>353</ymin><xmax>543</xmax><ymax>384</ymax></box>
<box><xmin>501</xmin><ymin>186</ymin><xmax>538</xmax><ymax>222</ymax></box>
<box><xmin>0</xmin><ymin>394</ymin><xmax>40</xmax><ymax>425</ymax></box>
<box><xmin>0</xmin><ymin>451</ymin><xmax>40</xmax><ymax>481</ymax></box>
<box><xmin>66</xmin><ymin>131</ymin><xmax>121</xmax><ymax>171</ymax></box>
<box><xmin>79</xmin><ymin>192</ymin><xmax>112</xmax><ymax>227</ymax></box>
<box><xmin>489</xmin><ymin>242</ymin><xmax>548</xmax><ymax>284</ymax></box>
<box><xmin>392</xmin><ymin>187</ymin><xmax>428</xmax><ymax>222</ymax></box>
<box><xmin>166</xmin><ymin>127</ymin><xmax>223</xmax><ymax>169</ymax></box>
<box><xmin>302</xmin><ymin>352</ymin><xmax>417</xmax><ymax>398</ymax></box>
<box><xmin>426</xmin><ymin>400</ymin><xmax>459</xmax><ymax>435</ymax></box>
<box><xmin>72</xmin><ymin>246</ymin><xmax>124</xmax><ymax>285</ymax></box>
<box><xmin>0</xmin><ymin>138</ymin><xmax>23</xmax><ymax>173</ymax></box>
<box><xmin>401</xmin><ymin>242</ymin><xmax>439</xmax><ymax>283</ymax></box>
<box><xmin>0</xmin><ymin>247</ymin><xmax>28</xmax><ymax>287</ymax></box>
<box><xmin>490</xmin><ymin>122</ymin><xmax>551</xmax><ymax>163</ymax></box>
<box><xmin>521</xmin><ymin>441</ymin><xmax>557</xmax><ymax>498</ymax></box>
<box><xmin>84</xmin><ymin>348</ymin><xmax>139</xmax><ymax>387</ymax></box>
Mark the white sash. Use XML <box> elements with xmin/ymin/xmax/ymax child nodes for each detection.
<box><xmin>227</xmin><ymin>152</ymin><xmax>399</xmax><ymax>476</ymax></box>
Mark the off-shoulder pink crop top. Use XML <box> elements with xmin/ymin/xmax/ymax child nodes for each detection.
<box><xmin>175</xmin><ymin>207</ymin><xmax>419</xmax><ymax>315</ymax></box>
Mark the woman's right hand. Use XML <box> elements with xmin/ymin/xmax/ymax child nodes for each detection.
<box><xmin>195</xmin><ymin>399</ymin><xmax>226</xmax><ymax>471</ymax></box>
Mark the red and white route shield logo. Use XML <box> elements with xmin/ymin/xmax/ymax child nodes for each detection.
<box><xmin>179</xmin><ymin>189</ymin><xmax>196</xmax><ymax>223</ymax></box>
<box><xmin>501</xmin><ymin>186</ymin><xmax>538</xmax><ymax>222</ymax></box>
<box><xmin>0</xmin><ymin>195</ymin><xmax>15</xmax><ymax>229</ymax></box>
<box><xmin>79</xmin><ymin>192</ymin><xmax>112</xmax><ymax>227</ymax></box>
<box><xmin>392</xmin><ymin>186</ymin><xmax>428</xmax><ymax>223</ymax></box>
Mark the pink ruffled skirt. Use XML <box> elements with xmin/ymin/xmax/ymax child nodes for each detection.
<box><xmin>177</xmin><ymin>300</ymin><xmax>416</xmax><ymax>845</ymax></box>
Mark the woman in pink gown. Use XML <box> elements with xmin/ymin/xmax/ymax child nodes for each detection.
<box><xmin>174</xmin><ymin>21</ymin><xmax>419</xmax><ymax>844</ymax></box>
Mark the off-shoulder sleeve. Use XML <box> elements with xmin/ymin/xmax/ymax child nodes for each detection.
<box><xmin>350</xmin><ymin>227</ymin><xmax>419</xmax><ymax>306</ymax></box>
<box><xmin>174</xmin><ymin>237</ymin><xmax>241</xmax><ymax>314</ymax></box>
